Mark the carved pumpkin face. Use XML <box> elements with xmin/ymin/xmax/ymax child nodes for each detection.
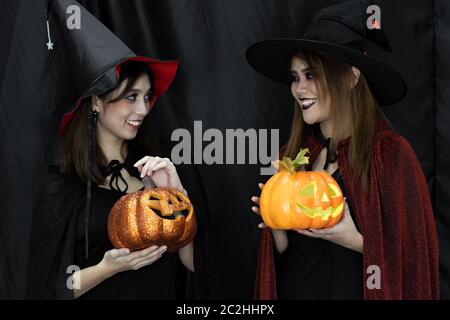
<box><xmin>260</xmin><ymin>149</ymin><xmax>344</xmax><ymax>229</ymax></box>
<box><xmin>108</xmin><ymin>188</ymin><xmax>196</xmax><ymax>252</ymax></box>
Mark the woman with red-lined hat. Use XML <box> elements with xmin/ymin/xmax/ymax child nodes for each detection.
<box><xmin>27</xmin><ymin>57</ymin><xmax>194</xmax><ymax>300</ymax></box>
<box><xmin>27</xmin><ymin>0</ymin><xmax>194</xmax><ymax>300</ymax></box>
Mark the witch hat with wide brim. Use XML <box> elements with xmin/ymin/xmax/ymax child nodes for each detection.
<box><xmin>46</xmin><ymin>0</ymin><xmax>179</xmax><ymax>258</ymax></box>
<box><xmin>246</xmin><ymin>0</ymin><xmax>406</xmax><ymax>106</ymax></box>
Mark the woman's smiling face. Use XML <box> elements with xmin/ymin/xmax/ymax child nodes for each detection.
<box><xmin>94</xmin><ymin>73</ymin><xmax>152</xmax><ymax>141</ymax></box>
<box><xmin>290</xmin><ymin>56</ymin><xmax>331</xmax><ymax>125</ymax></box>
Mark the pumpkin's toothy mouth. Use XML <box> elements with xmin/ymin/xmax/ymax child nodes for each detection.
<box><xmin>152</xmin><ymin>208</ymin><xmax>190</xmax><ymax>220</ymax></box>
<box><xmin>296</xmin><ymin>202</ymin><xmax>344</xmax><ymax>220</ymax></box>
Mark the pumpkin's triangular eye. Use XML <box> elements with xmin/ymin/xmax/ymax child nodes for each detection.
<box><xmin>300</xmin><ymin>182</ymin><xmax>316</xmax><ymax>197</ymax></box>
<box><xmin>327</xmin><ymin>183</ymin><xmax>341</xmax><ymax>198</ymax></box>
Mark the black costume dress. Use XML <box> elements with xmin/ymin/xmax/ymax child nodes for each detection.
<box><xmin>277</xmin><ymin>129</ymin><xmax>363</xmax><ymax>300</ymax></box>
<box><xmin>27</xmin><ymin>161</ymin><xmax>178</xmax><ymax>300</ymax></box>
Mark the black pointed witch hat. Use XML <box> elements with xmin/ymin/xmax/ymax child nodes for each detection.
<box><xmin>45</xmin><ymin>0</ymin><xmax>179</xmax><ymax>135</ymax></box>
<box><xmin>46</xmin><ymin>0</ymin><xmax>179</xmax><ymax>258</ymax></box>
<box><xmin>246</xmin><ymin>0</ymin><xmax>406</xmax><ymax>106</ymax></box>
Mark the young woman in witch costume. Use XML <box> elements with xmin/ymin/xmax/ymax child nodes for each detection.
<box><xmin>248</xmin><ymin>0</ymin><xmax>439</xmax><ymax>299</ymax></box>
<box><xmin>27</xmin><ymin>57</ymin><xmax>194</xmax><ymax>300</ymax></box>
<box><xmin>26</xmin><ymin>0</ymin><xmax>194</xmax><ymax>300</ymax></box>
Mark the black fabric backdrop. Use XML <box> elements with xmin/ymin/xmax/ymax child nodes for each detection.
<box><xmin>0</xmin><ymin>0</ymin><xmax>449</xmax><ymax>299</ymax></box>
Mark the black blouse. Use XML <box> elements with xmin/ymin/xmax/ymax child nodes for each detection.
<box><xmin>277</xmin><ymin>129</ymin><xmax>363</xmax><ymax>299</ymax></box>
<box><xmin>277</xmin><ymin>169</ymin><xmax>363</xmax><ymax>300</ymax></box>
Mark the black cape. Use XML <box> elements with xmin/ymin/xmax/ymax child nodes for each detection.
<box><xmin>27</xmin><ymin>167</ymin><xmax>84</xmax><ymax>299</ymax></box>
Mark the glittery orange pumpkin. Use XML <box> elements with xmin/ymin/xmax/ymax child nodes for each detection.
<box><xmin>260</xmin><ymin>149</ymin><xmax>344</xmax><ymax>230</ymax></box>
<box><xmin>108</xmin><ymin>188</ymin><xmax>196</xmax><ymax>252</ymax></box>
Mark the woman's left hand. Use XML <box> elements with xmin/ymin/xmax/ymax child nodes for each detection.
<box><xmin>134</xmin><ymin>156</ymin><xmax>184</xmax><ymax>192</ymax></box>
<box><xmin>295</xmin><ymin>200</ymin><xmax>363</xmax><ymax>253</ymax></box>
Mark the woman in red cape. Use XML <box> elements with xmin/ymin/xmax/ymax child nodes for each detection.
<box><xmin>247</xmin><ymin>0</ymin><xmax>439</xmax><ymax>300</ymax></box>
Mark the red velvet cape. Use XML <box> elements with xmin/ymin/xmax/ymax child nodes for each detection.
<box><xmin>254</xmin><ymin>117</ymin><xmax>439</xmax><ymax>299</ymax></box>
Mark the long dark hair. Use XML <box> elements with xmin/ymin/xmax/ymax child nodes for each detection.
<box><xmin>60</xmin><ymin>61</ymin><xmax>163</xmax><ymax>185</ymax></box>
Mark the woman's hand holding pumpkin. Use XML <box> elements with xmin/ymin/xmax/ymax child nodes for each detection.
<box><xmin>134</xmin><ymin>156</ymin><xmax>185</xmax><ymax>193</ymax></box>
<box><xmin>71</xmin><ymin>245</ymin><xmax>168</xmax><ymax>298</ymax></box>
<box><xmin>99</xmin><ymin>245</ymin><xmax>168</xmax><ymax>277</ymax></box>
<box><xmin>251</xmin><ymin>183</ymin><xmax>266</xmax><ymax>228</ymax></box>
<box><xmin>295</xmin><ymin>200</ymin><xmax>363</xmax><ymax>253</ymax></box>
<box><xmin>251</xmin><ymin>179</ymin><xmax>361</xmax><ymax>253</ymax></box>
<box><xmin>252</xmin><ymin>183</ymin><xmax>289</xmax><ymax>253</ymax></box>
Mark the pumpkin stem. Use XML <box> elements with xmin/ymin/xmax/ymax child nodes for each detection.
<box><xmin>279</xmin><ymin>148</ymin><xmax>310</xmax><ymax>173</ymax></box>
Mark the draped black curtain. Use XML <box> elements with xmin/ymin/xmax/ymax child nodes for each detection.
<box><xmin>1</xmin><ymin>0</ymin><xmax>449</xmax><ymax>299</ymax></box>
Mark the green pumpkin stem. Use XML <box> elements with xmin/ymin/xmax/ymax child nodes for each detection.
<box><xmin>279</xmin><ymin>148</ymin><xmax>310</xmax><ymax>173</ymax></box>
